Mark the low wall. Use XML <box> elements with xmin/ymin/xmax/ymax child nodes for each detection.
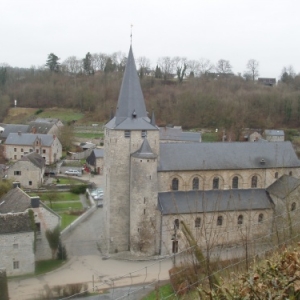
<box><xmin>61</xmin><ymin>190</ymin><xmax>96</xmax><ymax>238</ymax></box>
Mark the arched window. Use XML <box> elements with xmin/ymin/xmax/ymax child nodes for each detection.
<box><xmin>275</xmin><ymin>172</ymin><xmax>278</xmax><ymax>179</ymax></box>
<box><xmin>213</xmin><ymin>177</ymin><xmax>219</xmax><ymax>189</ymax></box>
<box><xmin>172</xmin><ymin>178</ymin><xmax>179</xmax><ymax>190</ymax></box>
<box><xmin>217</xmin><ymin>216</ymin><xmax>223</xmax><ymax>226</ymax></box>
<box><xmin>237</xmin><ymin>215</ymin><xmax>243</xmax><ymax>225</ymax></box>
<box><xmin>174</xmin><ymin>219</ymin><xmax>180</xmax><ymax>229</ymax></box>
<box><xmin>192</xmin><ymin>177</ymin><xmax>199</xmax><ymax>190</ymax></box>
<box><xmin>251</xmin><ymin>176</ymin><xmax>258</xmax><ymax>188</ymax></box>
<box><xmin>291</xmin><ymin>202</ymin><xmax>296</xmax><ymax>211</ymax></box>
<box><xmin>232</xmin><ymin>176</ymin><xmax>239</xmax><ymax>189</ymax></box>
<box><xmin>258</xmin><ymin>213</ymin><xmax>263</xmax><ymax>223</ymax></box>
<box><xmin>195</xmin><ymin>217</ymin><xmax>201</xmax><ymax>228</ymax></box>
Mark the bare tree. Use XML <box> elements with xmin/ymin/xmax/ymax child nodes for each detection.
<box><xmin>245</xmin><ymin>59</ymin><xmax>259</xmax><ymax>81</ymax></box>
<box><xmin>215</xmin><ymin>59</ymin><xmax>232</xmax><ymax>74</ymax></box>
<box><xmin>187</xmin><ymin>60</ymin><xmax>199</xmax><ymax>77</ymax></box>
<box><xmin>281</xmin><ymin>65</ymin><xmax>296</xmax><ymax>84</ymax></box>
<box><xmin>173</xmin><ymin>57</ymin><xmax>188</xmax><ymax>83</ymax></box>
<box><xmin>157</xmin><ymin>56</ymin><xmax>175</xmax><ymax>81</ymax></box>
<box><xmin>198</xmin><ymin>58</ymin><xmax>214</xmax><ymax>76</ymax></box>
<box><xmin>137</xmin><ymin>56</ymin><xmax>151</xmax><ymax>78</ymax></box>
<box><xmin>62</xmin><ymin>56</ymin><xmax>82</xmax><ymax>74</ymax></box>
<box><xmin>92</xmin><ymin>53</ymin><xmax>108</xmax><ymax>71</ymax></box>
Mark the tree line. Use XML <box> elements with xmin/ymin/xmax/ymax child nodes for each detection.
<box><xmin>0</xmin><ymin>52</ymin><xmax>300</xmax><ymax>135</ymax></box>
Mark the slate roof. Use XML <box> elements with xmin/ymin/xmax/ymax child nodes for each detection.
<box><xmin>0</xmin><ymin>124</ymin><xmax>29</xmax><ymax>139</ymax></box>
<box><xmin>93</xmin><ymin>148</ymin><xmax>104</xmax><ymax>158</ymax></box>
<box><xmin>158</xmin><ymin>141</ymin><xmax>300</xmax><ymax>171</ymax></box>
<box><xmin>0</xmin><ymin>187</ymin><xmax>31</xmax><ymax>213</ymax></box>
<box><xmin>5</xmin><ymin>133</ymin><xmax>55</xmax><ymax>146</ymax></box>
<box><xmin>28</xmin><ymin>121</ymin><xmax>55</xmax><ymax>134</ymax></box>
<box><xmin>159</xmin><ymin>127</ymin><xmax>201</xmax><ymax>142</ymax></box>
<box><xmin>0</xmin><ymin>212</ymin><xmax>33</xmax><ymax>234</ymax></box>
<box><xmin>265</xmin><ymin>130</ymin><xmax>284</xmax><ymax>136</ymax></box>
<box><xmin>132</xmin><ymin>138</ymin><xmax>157</xmax><ymax>159</ymax></box>
<box><xmin>105</xmin><ymin>46</ymin><xmax>157</xmax><ymax>131</ymax></box>
<box><xmin>266</xmin><ymin>175</ymin><xmax>300</xmax><ymax>199</ymax></box>
<box><xmin>158</xmin><ymin>189</ymin><xmax>273</xmax><ymax>215</ymax></box>
<box><xmin>20</xmin><ymin>152</ymin><xmax>45</xmax><ymax>169</ymax></box>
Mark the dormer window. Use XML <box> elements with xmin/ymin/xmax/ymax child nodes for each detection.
<box><xmin>260</xmin><ymin>159</ymin><xmax>265</xmax><ymax>165</ymax></box>
<box><xmin>132</xmin><ymin>110</ymin><xmax>137</xmax><ymax>118</ymax></box>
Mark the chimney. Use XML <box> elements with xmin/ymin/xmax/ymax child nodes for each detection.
<box><xmin>30</xmin><ymin>197</ymin><xmax>40</xmax><ymax>208</ymax></box>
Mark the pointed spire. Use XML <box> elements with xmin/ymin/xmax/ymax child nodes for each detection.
<box><xmin>132</xmin><ymin>138</ymin><xmax>157</xmax><ymax>159</ymax></box>
<box><xmin>115</xmin><ymin>46</ymin><xmax>147</xmax><ymax>126</ymax></box>
<box><xmin>151</xmin><ymin>110</ymin><xmax>156</xmax><ymax>126</ymax></box>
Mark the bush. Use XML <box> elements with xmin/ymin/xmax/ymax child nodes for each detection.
<box><xmin>57</xmin><ymin>240</ymin><xmax>67</xmax><ymax>261</ymax></box>
<box><xmin>35</xmin><ymin>109</ymin><xmax>44</xmax><ymax>115</ymax></box>
<box><xmin>70</xmin><ymin>184</ymin><xmax>87</xmax><ymax>194</ymax></box>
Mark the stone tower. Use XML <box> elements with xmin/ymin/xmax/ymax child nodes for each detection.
<box><xmin>103</xmin><ymin>46</ymin><xmax>159</xmax><ymax>254</ymax></box>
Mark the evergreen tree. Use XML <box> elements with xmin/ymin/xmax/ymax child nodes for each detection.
<box><xmin>45</xmin><ymin>53</ymin><xmax>60</xmax><ymax>72</ymax></box>
<box><xmin>83</xmin><ymin>52</ymin><xmax>94</xmax><ymax>75</ymax></box>
<box><xmin>0</xmin><ymin>67</ymin><xmax>7</xmax><ymax>86</ymax></box>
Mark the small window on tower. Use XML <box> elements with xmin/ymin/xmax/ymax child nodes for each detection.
<box><xmin>141</xmin><ymin>130</ymin><xmax>147</xmax><ymax>138</ymax></box>
<box><xmin>124</xmin><ymin>130</ymin><xmax>131</xmax><ymax>138</ymax></box>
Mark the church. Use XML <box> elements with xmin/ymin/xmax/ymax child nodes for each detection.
<box><xmin>103</xmin><ymin>46</ymin><xmax>300</xmax><ymax>257</ymax></box>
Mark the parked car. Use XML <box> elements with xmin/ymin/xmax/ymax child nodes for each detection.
<box><xmin>90</xmin><ymin>188</ymin><xmax>103</xmax><ymax>197</ymax></box>
<box><xmin>93</xmin><ymin>193</ymin><xmax>104</xmax><ymax>200</ymax></box>
<box><xmin>65</xmin><ymin>169</ymin><xmax>82</xmax><ymax>176</ymax></box>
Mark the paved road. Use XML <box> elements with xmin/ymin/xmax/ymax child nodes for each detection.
<box><xmin>7</xmin><ymin>174</ymin><xmax>172</xmax><ymax>300</ymax></box>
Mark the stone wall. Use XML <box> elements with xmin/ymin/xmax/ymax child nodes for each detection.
<box><xmin>0</xmin><ymin>232</ymin><xmax>34</xmax><ymax>276</ymax></box>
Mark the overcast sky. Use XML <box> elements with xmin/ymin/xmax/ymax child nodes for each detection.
<box><xmin>1</xmin><ymin>0</ymin><xmax>299</xmax><ymax>78</ymax></box>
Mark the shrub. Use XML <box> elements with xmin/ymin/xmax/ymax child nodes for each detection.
<box><xmin>56</xmin><ymin>240</ymin><xmax>67</xmax><ymax>261</ymax></box>
<box><xmin>35</xmin><ymin>109</ymin><xmax>44</xmax><ymax>115</ymax></box>
<box><xmin>70</xmin><ymin>184</ymin><xmax>87</xmax><ymax>194</ymax></box>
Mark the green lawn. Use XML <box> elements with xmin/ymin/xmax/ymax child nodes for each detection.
<box><xmin>74</xmin><ymin>132</ymin><xmax>104</xmax><ymax>139</ymax></box>
<box><xmin>37</xmin><ymin>108</ymin><xmax>84</xmax><ymax>123</ymax></box>
<box><xmin>56</xmin><ymin>177</ymin><xmax>83</xmax><ymax>184</ymax></box>
<box><xmin>143</xmin><ymin>283</ymin><xmax>174</xmax><ymax>300</ymax></box>
<box><xmin>49</xmin><ymin>201</ymin><xmax>82</xmax><ymax>210</ymax></box>
<box><xmin>35</xmin><ymin>259</ymin><xmax>65</xmax><ymax>275</ymax></box>
<box><xmin>202</xmin><ymin>132</ymin><xmax>219</xmax><ymax>142</ymax></box>
<box><xmin>32</xmin><ymin>192</ymin><xmax>80</xmax><ymax>202</ymax></box>
<box><xmin>60</xmin><ymin>214</ymin><xmax>79</xmax><ymax>230</ymax></box>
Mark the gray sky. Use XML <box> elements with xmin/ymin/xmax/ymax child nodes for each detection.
<box><xmin>1</xmin><ymin>0</ymin><xmax>299</xmax><ymax>78</ymax></box>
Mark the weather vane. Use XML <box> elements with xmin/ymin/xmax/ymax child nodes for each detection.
<box><xmin>130</xmin><ymin>24</ymin><xmax>133</xmax><ymax>46</ymax></box>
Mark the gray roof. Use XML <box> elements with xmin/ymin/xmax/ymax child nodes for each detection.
<box><xmin>158</xmin><ymin>141</ymin><xmax>300</xmax><ymax>171</ymax></box>
<box><xmin>0</xmin><ymin>212</ymin><xmax>33</xmax><ymax>234</ymax></box>
<box><xmin>264</xmin><ymin>130</ymin><xmax>284</xmax><ymax>136</ymax></box>
<box><xmin>28</xmin><ymin>121</ymin><xmax>55</xmax><ymax>134</ymax></box>
<box><xmin>266</xmin><ymin>175</ymin><xmax>300</xmax><ymax>199</ymax></box>
<box><xmin>20</xmin><ymin>152</ymin><xmax>45</xmax><ymax>169</ymax></box>
<box><xmin>0</xmin><ymin>187</ymin><xmax>31</xmax><ymax>213</ymax></box>
<box><xmin>105</xmin><ymin>46</ymin><xmax>157</xmax><ymax>131</ymax></box>
<box><xmin>34</xmin><ymin>118</ymin><xmax>59</xmax><ymax>124</ymax></box>
<box><xmin>0</xmin><ymin>124</ymin><xmax>29</xmax><ymax>139</ymax></box>
<box><xmin>94</xmin><ymin>148</ymin><xmax>104</xmax><ymax>158</ymax></box>
<box><xmin>5</xmin><ymin>133</ymin><xmax>55</xmax><ymax>146</ymax></box>
<box><xmin>158</xmin><ymin>189</ymin><xmax>273</xmax><ymax>215</ymax></box>
<box><xmin>0</xmin><ymin>187</ymin><xmax>60</xmax><ymax>218</ymax></box>
<box><xmin>132</xmin><ymin>138</ymin><xmax>157</xmax><ymax>159</ymax></box>
<box><xmin>159</xmin><ymin>127</ymin><xmax>201</xmax><ymax>142</ymax></box>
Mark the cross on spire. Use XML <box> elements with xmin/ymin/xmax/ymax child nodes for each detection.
<box><xmin>130</xmin><ymin>24</ymin><xmax>133</xmax><ymax>46</ymax></box>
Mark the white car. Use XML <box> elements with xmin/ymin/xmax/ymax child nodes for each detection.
<box><xmin>91</xmin><ymin>188</ymin><xmax>103</xmax><ymax>197</ymax></box>
<box><xmin>65</xmin><ymin>169</ymin><xmax>81</xmax><ymax>176</ymax></box>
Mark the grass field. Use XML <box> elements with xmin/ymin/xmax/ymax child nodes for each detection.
<box><xmin>35</xmin><ymin>259</ymin><xmax>65</xmax><ymax>275</ymax></box>
<box><xmin>202</xmin><ymin>132</ymin><xmax>219</xmax><ymax>142</ymax></box>
<box><xmin>74</xmin><ymin>132</ymin><xmax>104</xmax><ymax>139</ymax></box>
<box><xmin>32</xmin><ymin>192</ymin><xmax>80</xmax><ymax>202</ymax></box>
<box><xmin>49</xmin><ymin>201</ymin><xmax>82</xmax><ymax>210</ymax></box>
<box><xmin>142</xmin><ymin>283</ymin><xmax>174</xmax><ymax>300</ymax></box>
<box><xmin>4</xmin><ymin>107</ymin><xmax>84</xmax><ymax>124</ymax></box>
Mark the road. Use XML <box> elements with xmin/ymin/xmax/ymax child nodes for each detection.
<box><xmin>7</xmin><ymin>174</ymin><xmax>173</xmax><ymax>300</ymax></box>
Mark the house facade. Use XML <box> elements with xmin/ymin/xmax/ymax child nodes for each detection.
<box><xmin>264</xmin><ymin>129</ymin><xmax>285</xmax><ymax>142</ymax></box>
<box><xmin>0</xmin><ymin>186</ymin><xmax>61</xmax><ymax>266</ymax></box>
<box><xmin>0</xmin><ymin>213</ymin><xmax>35</xmax><ymax>276</ymax></box>
<box><xmin>4</xmin><ymin>133</ymin><xmax>62</xmax><ymax>165</ymax></box>
<box><xmin>86</xmin><ymin>148</ymin><xmax>104</xmax><ymax>174</ymax></box>
<box><xmin>7</xmin><ymin>152</ymin><xmax>45</xmax><ymax>188</ymax></box>
<box><xmin>103</xmin><ymin>46</ymin><xmax>300</xmax><ymax>257</ymax></box>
